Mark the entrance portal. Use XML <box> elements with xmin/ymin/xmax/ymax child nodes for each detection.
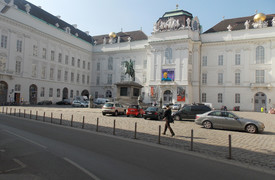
<box><xmin>62</xmin><ymin>88</ymin><xmax>68</xmax><ymax>99</ymax></box>
<box><xmin>0</xmin><ymin>81</ymin><xmax>8</xmax><ymax>105</ymax></box>
<box><xmin>254</xmin><ymin>92</ymin><xmax>266</xmax><ymax>112</ymax></box>
<box><xmin>163</xmin><ymin>90</ymin><xmax>172</xmax><ymax>104</ymax></box>
<box><xmin>29</xmin><ymin>84</ymin><xmax>37</xmax><ymax>104</ymax></box>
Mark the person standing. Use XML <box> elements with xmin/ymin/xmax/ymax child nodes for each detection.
<box><xmin>162</xmin><ymin>105</ymin><xmax>175</xmax><ymax>137</ymax></box>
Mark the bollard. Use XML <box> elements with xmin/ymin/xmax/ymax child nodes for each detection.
<box><xmin>134</xmin><ymin>122</ymin><xmax>137</xmax><ymax>139</ymax></box>
<box><xmin>30</xmin><ymin>110</ymin><xmax>32</xmax><ymax>119</ymax></box>
<box><xmin>96</xmin><ymin>118</ymin><xmax>99</xmax><ymax>132</ymax></box>
<box><xmin>6</xmin><ymin>107</ymin><xmax>8</xmax><ymax>115</ymax></box>
<box><xmin>60</xmin><ymin>114</ymin><xmax>62</xmax><ymax>125</ymax></box>
<box><xmin>71</xmin><ymin>115</ymin><xmax>73</xmax><ymax>127</ymax></box>
<box><xmin>14</xmin><ymin>108</ymin><xmax>16</xmax><ymax>116</ymax></box>
<box><xmin>158</xmin><ymin>125</ymin><xmax>161</xmax><ymax>144</ymax></box>
<box><xmin>82</xmin><ymin>116</ymin><xmax>85</xmax><ymax>129</ymax></box>
<box><xmin>2</xmin><ymin>106</ymin><xmax>3</xmax><ymax>113</ymax></box>
<box><xmin>19</xmin><ymin>109</ymin><xmax>21</xmax><ymax>117</ymax></box>
<box><xmin>24</xmin><ymin>109</ymin><xmax>26</xmax><ymax>118</ymax></box>
<box><xmin>36</xmin><ymin>111</ymin><xmax>38</xmax><ymax>120</ymax></box>
<box><xmin>190</xmin><ymin>129</ymin><xmax>194</xmax><ymax>151</ymax></box>
<box><xmin>10</xmin><ymin>108</ymin><xmax>12</xmax><ymax>115</ymax></box>
<box><xmin>51</xmin><ymin>112</ymin><xmax>53</xmax><ymax>123</ymax></box>
<box><xmin>43</xmin><ymin>112</ymin><xmax>45</xmax><ymax>122</ymax></box>
<box><xmin>113</xmin><ymin>119</ymin><xmax>116</xmax><ymax>135</ymax></box>
<box><xmin>228</xmin><ymin>134</ymin><xmax>232</xmax><ymax>159</ymax></box>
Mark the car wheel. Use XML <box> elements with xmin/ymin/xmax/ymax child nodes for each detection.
<box><xmin>114</xmin><ymin>111</ymin><xmax>118</xmax><ymax>116</ymax></box>
<box><xmin>127</xmin><ymin>115</ymin><xmax>129</xmax><ymax>117</ymax></box>
<box><xmin>203</xmin><ymin>120</ymin><xmax>212</xmax><ymax>129</ymax></box>
<box><xmin>174</xmin><ymin>115</ymin><xmax>181</xmax><ymax>121</ymax></box>
<box><xmin>124</xmin><ymin>110</ymin><xmax>126</xmax><ymax>115</ymax></box>
<box><xmin>102</xmin><ymin>113</ymin><xmax>106</xmax><ymax>116</ymax></box>
<box><xmin>245</xmin><ymin>124</ymin><xmax>257</xmax><ymax>133</ymax></box>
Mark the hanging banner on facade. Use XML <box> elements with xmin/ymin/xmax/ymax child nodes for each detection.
<box><xmin>150</xmin><ymin>86</ymin><xmax>154</xmax><ymax>97</ymax></box>
<box><xmin>161</xmin><ymin>69</ymin><xmax>175</xmax><ymax>81</ymax></box>
<box><xmin>177</xmin><ymin>86</ymin><xmax>185</xmax><ymax>102</ymax></box>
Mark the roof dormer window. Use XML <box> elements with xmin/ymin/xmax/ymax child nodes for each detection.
<box><xmin>65</xmin><ymin>27</ymin><xmax>71</xmax><ymax>34</ymax></box>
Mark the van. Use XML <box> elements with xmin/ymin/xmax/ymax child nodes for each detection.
<box><xmin>94</xmin><ymin>98</ymin><xmax>109</xmax><ymax>105</ymax></box>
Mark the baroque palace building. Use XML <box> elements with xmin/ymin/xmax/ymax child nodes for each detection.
<box><xmin>0</xmin><ymin>0</ymin><xmax>275</xmax><ymax>111</ymax></box>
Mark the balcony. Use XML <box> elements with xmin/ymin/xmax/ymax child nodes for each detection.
<box><xmin>250</xmin><ymin>83</ymin><xmax>271</xmax><ymax>90</ymax></box>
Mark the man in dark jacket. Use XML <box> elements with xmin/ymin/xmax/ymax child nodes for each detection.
<box><xmin>162</xmin><ymin>105</ymin><xmax>175</xmax><ymax>137</ymax></box>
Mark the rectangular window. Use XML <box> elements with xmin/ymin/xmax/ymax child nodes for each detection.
<box><xmin>41</xmin><ymin>66</ymin><xmax>46</xmax><ymax>79</ymax></box>
<box><xmin>50</xmin><ymin>68</ymin><xmax>54</xmax><ymax>80</ymax></box>
<box><xmin>15</xmin><ymin>84</ymin><xmax>21</xmax><ymax>91</ymax></box>
<box><xmin>49</xmin><ymin>88</ymin><xmax>53</xmax><ymax>97</ymax></box>
<box><xmin>65</xmin><ymin>55</ymin><xmax>69</xmax><ymax>65</ymax></box>
<box><xmin>64</xmin><ymin>71</ymin><xmax>68</xmax><ymax>82</ymax></box>
<box><xmin>15</xmin><ymin>61</ymin><xmax>21</xmax><ymax>74</ymax></box>
<box><xmin>97</xmin><ymin>62</ymin><xmax>100</xmax><ymax>71</ymax></box>
<box><xmin>1</xmin><ymin>35</ymin><xmax>7</xmax><ymax>48</ymax></box>
<box><xmin>88</xmin><ymin>62</ymin><xmax>90</xmax><ymax>70</ymax></box>
<box><xmin>40</xmin><ymin>87</ymin><xmax>45</xmax><ymax>97</ymax></box>
<box><xmin>77</xmin><ymin>73</ymin><xmax>80</xmax><ymax>83</ymax></box>
<box><xmin>77</xmin><ymin>59</ymin><xmax>80</xmax><ymax>68</ymax></box>
<box><xmin>218</xmin><ymin>55</ymin><xmax>223</xmax><ymax>66</ymax></box>
<box><xmin>235</xmin><ymin>72</ymin><xmax>240</xmax><ymax>85</ymax></box>
<box><xmin>202</xmin><ymin>73</ymin><xmax>207</xmax><ymax>84</ymax></box>
<box><xmin>218</xmin><ymin>93</ymin><xmax>223</xmax><ymax>103</ymax></box>
<box><xmin>58</xmin><ymin>53</ymin><xmax>62</xmax><ymax>63</ymax></box>
<box><xmin>71</xmin><ymin>72</ymin><xmax>74</xmax><ymax>82</ymax></box>
<box><xmin>33</xmin><ymin>45</ymin><xmax>38</xmax><ymax>56</ymax></box>
<box><xmin>57</xmin><ymin>89</ymin><xmax>60</xmax><ymax>97</ymax></box>
<box><xmin>108</xmin><ymin>58</ymin><xmax>113</xmax><ymax>70</ymax></box>
<box><xmin>83</xmin><ymin>61</ymin><xmax>85</xmax><ymax>69</ymax></box>
<box><xmin>120</xmin><ymin>87</ymin><xmax>128</xmax><ymax>96</ymax></box>
<box><xmin>51</xmin><ymin>50</ymin><xmax>55</xmax><ymax>61</ymax></box>
<box><xmin>57</xmin><ymin>69</ymin><xmax>61</xmax><ymax>81</ymax></box>
<box><xmin>87</xmin><ymin>76</ymin><xmax>90</xmax><ymax>84</ymax></box>
<box><xmin>16</xmin><ymin>40</ymin><xmax>22</xmax><ymax>52</ymax></box>
<box><xmin>143</xmin><ymin>60</ymin><xmax>147</xmax><ymax>69</ymax></box>
<box><xmin>235</xmin><ymin>93</ymin><xmax>240</xmax><ymax>103</ymax></box>
<box><xmin>235</xmin><ymin>54</ymin><xmax>240</xmax><ymax>65</ymax></box>
<box><xmin>32</xmin><ymin>64</ymin><xmax>37</xmax><ymax>77</ymax></box>
<box><xmin>76</xmin><ymin>90</ymin><xmax>79</xmax><ymax>97</ymax></box>
<box><xmin>256</xmin><ymin>70</ymin><xmax>264</xmax><ymax>83</ymax></box>
<box><xmin>202</xmin><ymin>56</ymin><xmax>207</xmax><ymax>66</ymax></box>
<box><xmin>107</xmin><ymin>74</ymin><xmax>112</xmax><ymax>84</ymax></box>
<box><xmin>202</xmin><ymin>93</ymin><xmax>206</xmax><ymax>102</ymax></box>
<box><xmin>72</xmin><ymin>57</ymin><xmax>75</xmax><ymax>66</ymax></box>
<box><xmin>42</xmin><ymin>48</ymin><xmax>47</xmax><ymax>59</ymax></box>
<box><xmin>218</xmin><ymin>73</ymin><xmax>223</xmax><ymax>85</ymax></box>
<box><xmin>82</xmin><ymin>74</ymin><xmax>85</xmax><ymax>84</ymax></box>
<box><xmin>70</xmin><ymin>90</ymin><xmax>73</xmax><ymax>98</ymax></box>
<box><xmin>96</xmin><ymin>76</ymin><xmax>100</xmax><ymax>85</ymax></box>
<box><xmin>143</xmin><ymin>74</ymin><xmax>146</xmax><ymax>83</ymax></box>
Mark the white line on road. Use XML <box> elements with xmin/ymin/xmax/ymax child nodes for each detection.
<box><xmin>63</xmin><ymin>157</ymin><xmax>101</xmax><ymax>180</ymax></box>
<box><xmin>4</xmin><ymin>130</ymin><xmax>47</xmax><ymax>149</ymax></box>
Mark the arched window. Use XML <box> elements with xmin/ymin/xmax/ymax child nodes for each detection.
<box><xmin>256</xmin><ymin>46</ymin><xmax>264</xmax><ymax>64</ymax></box>
<box><xmin>165</xmin><ymin>48</ymin><xmax>173</xmax><ymax>64</ymax></box>
<box><xmin>106</xmin><ymin>90</ymin><xmax>112</xmax><ymax>98</ymax></box>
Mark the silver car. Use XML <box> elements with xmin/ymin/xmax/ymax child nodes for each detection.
<box><xmin>102</xmin><ymin>102</ymin><xmax>126</xmax><ymax>116</ymax></box>
<box><xmin>195</xmin><ymin>110</ymin><xmax>265</xmax><ymax>133</ymax></box>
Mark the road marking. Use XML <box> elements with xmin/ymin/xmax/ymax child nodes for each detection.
<box><xmin>0</xmin><ymin>158</ymin><xmax>26</xmax><ymax>174</ymax></box>
<box><xmin>4</xmin><ymin>130</ymin><xmax>47</xmax><ymax>149</ymax></box>
<box><xmin>63</xmin><ymin>157</ymin><xmax>101</xmax><ymax>180</ymax></box>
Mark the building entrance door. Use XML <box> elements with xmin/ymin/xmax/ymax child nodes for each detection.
<box><xmin>254</xmin><ymin>92</ymin><xmax>266</xmax><ymax>112</ymax></box>
<box><xmin>0</xmin><ymin>81</ymin><xmax>8</xmax><ymax>105</ymax></box>
<box><xmin>62</xmin><ymin>88</ymin><xmax>68</xmax><ymax>99</ymax></box>
<box><xmin>163</xmin><ymin>90</ymin><xmax>172</xmax><ymax>104</ymax></box>
<box><xmin>29</xmin><ymin>84</ymin><xmax>37</xmax><ymax>105</ymax></box>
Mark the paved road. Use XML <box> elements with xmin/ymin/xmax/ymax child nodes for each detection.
<box><xmin>0</xmin><ymin>114</ymin><xmax>274</xmax><ymax>180</ymax></box>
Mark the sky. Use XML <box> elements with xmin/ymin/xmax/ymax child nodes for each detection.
<box><xmin>26</xmin><ymin>0</ymin><xmax>275</xmax><ymax>36</ymax></box>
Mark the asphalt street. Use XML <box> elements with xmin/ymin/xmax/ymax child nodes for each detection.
<box><xmin>0</xmin><ymin>114</ymin><xmax>274</xmax><ymax>180</ymax></box>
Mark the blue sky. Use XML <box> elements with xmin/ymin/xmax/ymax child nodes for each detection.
<box><xmin>26</xmin><ymin>0</ymin><xmax>275</xmax><ymax>36</ymax></box>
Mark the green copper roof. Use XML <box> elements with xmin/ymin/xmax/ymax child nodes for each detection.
<box><xmin>163</xmin><ymin>10</ymin><xmax>192</xmax><ymax>18</ymax></box>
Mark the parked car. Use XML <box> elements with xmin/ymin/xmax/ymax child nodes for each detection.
<box><xmin>172</xmin><ymin>104</ymin><xmax>211</xmax><ymax>120</ymax></box>
<box><xmin>126</xmin><ymin>105</ymin><xmax>145</xmax><ymax>117</ymax></box>
<box><xmin>37</xmin><ymin>100</ymin><xmax>52</xmax><ymax>105</ymax></box>
<box><xmin>172</xmin><ymin>104</ymin><xmax>181</xmax><ymax>110</ymax></box>
<box><xmin>72</xmin><ymin>100</ymin><xmax>89</xmax><ymax>107</ymax></box>
<box><xmin>162</xmin><ymin>103</ymin><xmax>173</xmax><ymax>109</ymax></box>
<box><xmin>102</xmin><ymin>102</ymin><xmax>126</xmax><ymax>116</ymax></box>
<box><xmin>144</xmin><ymin>106</ymin><xmax>164</xmax><ymax>120</ymax></box>
<box><xmin>195</xmin><ymin>110</ymin><xmax>265</xmax><ymax>133</ymax></box>
<box><xmin>56</xmin><ymin>99</ymin><xmax>71</xmax><ymax>105</ymax></box>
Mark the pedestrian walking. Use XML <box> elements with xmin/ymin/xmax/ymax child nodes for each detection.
<box><xmin>162</xmin><ymin>104</ymin><xmax>175</xmax><ymax>137</ymax></box>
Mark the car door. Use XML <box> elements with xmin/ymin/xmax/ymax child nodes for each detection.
<box><xmin>207</xmin><ymin>111</ymin><xmax>226</xmax><ymax>128</ymax></box>
<box><xmin>180</xmin><ymin>106</ymin><xmax>191</xmax><ymax>119</ymax></box>
<box><xmin>223</xmin><ymin>112</ymin><xmax>243</xmax><ymax>130</ymax></box>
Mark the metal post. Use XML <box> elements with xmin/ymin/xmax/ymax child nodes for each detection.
<box><xmin>60</xmin><ymin>114</ymin><xmax>62</xmax><ymax>125</ymax></box>
<box><xmin>10</xmin><ymin>108</ymin><xmax>12</xmax><ymax>115</ymax></box>
<box><xmin>113</xmin><ymin>119</ymin><xmax>116</xmax><ymax>135</ymax></box>
<box><xmin>96</xmin><ymin>118</ymin><xmax>99</xmax><ymax>132</ymax></box>
<box><xmin>82</xmin><ymin>116</ymin><xmax>85</xmax><ymax>129</ymax></box>
<box><xmin>36</xmin><ymin>111</ymin><xmax>38</xmax><ymax>120</ymax></box>
<box><xmin>6</xmin><ymin>107</ymin><xmax>8</xmax><ymax>115</ymax></box>
<box><xmin>134</xmin><ymin>122</ymin><xmax>137</xmax><ymax>139</ymax></box>
<box><xmin>228</xmin><ymin>134</ymin><xmax>232</xmax><ymax>159</ymax></box>
<box><xmin>2</xmin><ymin>106</ymin><xmax>3</xmax><ymax>113</ymax></box>
<box><xmin>191</xmin><ymin>129</ymin><xmax>194</xmax><ymax>151</ymax></box>
<box><xmin>71</xmin><ymin>115</ymin><xmax>73</xmax><ymax>127</ymax></box>
<box><xmin>24</xmin><ymin>109</ymin><xmax>25</xmax><ymax>118</ymax></box>
<box><xmin>158</xmin><ymin>125</ymin><xmax>161</xmax><ymax>144</ymax></box>
<box><xmin>14</xmin><ymin>108</ymin><xmax>16</xmax><ymax>116</ymax></box>
<box><xmin>51</xmin><ymin>112</ymin><xmax>53</xmax><ymax>123</ymax></box>
<box><xmin>43</xmin><ymin>112</ymin><xmax>45</xmax><ymax>122</ymax></box>
<box><xmin>30</xmin><ymin>110</ymin><xmax>32</xmax><ymax>119</ymax></box>
<box><xmin>19</xmin><ymin>109</ymin><xmax>21</xmax><ymax>117</ymax></box>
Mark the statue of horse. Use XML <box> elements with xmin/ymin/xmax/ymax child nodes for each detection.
<box><xmin>125</xmin><ymin>59</ymin><xmax>135</xmax><ymax>81</ymax></box>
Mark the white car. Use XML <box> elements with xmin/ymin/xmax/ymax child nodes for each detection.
<box><xmin>172</xmin><ymin>104</ymin><xmax>181</xmax><ymax>110</ymax></box>
<box><xmin>102</xmin><ymin>102</ymin><xmax>126</xmax><ymax>116</ymax></box>
<box><xmin>72</xmin><ymin>100</ymin><xmax>89</xmax><ymax>107</ymax></box>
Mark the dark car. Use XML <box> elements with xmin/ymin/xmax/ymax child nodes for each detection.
<box><xmin>126</xmin><ymin>105</ymin><xmax>145</xmax><ymax>117</ymax></box>
<box><xmin>144</xmin><ymin>106</ymin><xmax>164</xmax><ymax>120</ymax></box>
<box><xmin>172</xmin><ymin>104</ymin><xmax>211</xmax><ymax>120</ymax></box>
<box><xmin>56</xmin><ymin>99</ymin><xmax>71</xmax><ymax>105</ymax></box>
<box><xmin>37</xmin><ymin>100</ymin><xmax>52</xmax><ymax>105</ymax></box>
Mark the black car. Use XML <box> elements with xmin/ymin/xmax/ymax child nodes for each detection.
<box><xmin>144</xmin><ymin>106</ymin><xmax>164</xmax><ymax>120</ymax></box>
<box><xmin>172</xmin><ymin>104</ymin><xmax>211</xmax><ymax>120</ymax></box>
<box><xmin>37</xmin><ymin>100</ymin><xmax>52</xmax><ymax>105</ymax></box>
<box><xmin>56</xmin><ymin>99</ymin><xmax>71</xmax><ymax>105</ymax></box>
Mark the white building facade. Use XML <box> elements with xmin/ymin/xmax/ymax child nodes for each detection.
<box><xmin>1</xmin><ymin>0</ymin><xmax>275</xmax><ymax>111</ymax></box>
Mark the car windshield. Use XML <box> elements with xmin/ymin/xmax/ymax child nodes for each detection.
<box><xmin>129</xmin><ymin>105</ymin><xmax>138</xmax><ymax>109</ymax></box>
<box><xmin>104</xmin><ymin>103</ymin><xmax>113</xmax><ymax>107</ymax></box>
<box><xmin>147</xmin><ymin>107</ymin><xmax>157</xmax><ymax>111</ymax></box>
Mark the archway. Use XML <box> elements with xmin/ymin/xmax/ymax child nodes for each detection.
<box><xmin>29</xmin><ymin>84</ymin><xmax>37</xmax><ymax>105</ymax></box>
<box><xmin>254</xmin><ymin>92</ymin><xmax>266</xmax><ymax>112</ymax></box>
<box><xmin>81</xmin><ymin>89</ymin><xmax>89</xmax><ymax>98</ymax></box>
<box><xmin>163</xmin><ymin>90</ymin><xmax>172</xmax><ymax>104</ymax></box>
<box><xmin>62</xmin><ymin>87</ymin><xmax>68</xmax><ymax>99</ymax></box>
<box><xmin>0</xmin><ymin>81</ymin><xmax>8</xmax><ymax>105</ymax></box>
<box><xmin>106</xmin><ymin>90</ymin><xmax>112</xmax><ymax>98</ymax></box>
